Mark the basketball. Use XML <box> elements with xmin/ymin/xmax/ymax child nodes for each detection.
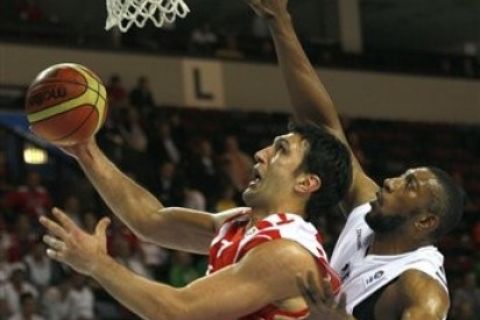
<box><xmin>25</xmin><ymin>63</ymin><xmax>108</xmax><ymax>146</ymax></box>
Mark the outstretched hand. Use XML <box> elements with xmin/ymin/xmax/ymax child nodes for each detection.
<box><xmin>245</xmin><ymin>0</ymin><xmax>288</xmax><ymax>20</ymax></box>
<box><xmin>39</xmin><ymin>207</ymin><xmax>111</xmax><ymax>275</ymax></box>
<box><xmin>296</xmin><ymin>271</ymin><xmax>353</xmax><ymax>320</ymax></box>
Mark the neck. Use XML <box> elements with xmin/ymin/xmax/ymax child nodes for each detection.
<box><xmin>248</xmin><ymin>202</ymin><xmax>305</xmax><ymax>228</ymax></box>
<box><xmin>370</xmin><ymin>232</ymin><xmax>430</xmax><ymax>255</ymax></box>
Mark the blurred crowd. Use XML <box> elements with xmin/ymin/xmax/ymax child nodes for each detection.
<box><xmin>0</xmin><ymin>76</ymin><xmax>479</xmax><ymax>319</ymax></box>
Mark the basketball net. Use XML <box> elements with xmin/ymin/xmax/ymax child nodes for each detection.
<box><xmin>105</xmin><ymin>0</ymin><xmax>190</xmax><ymax>32</ymax></box>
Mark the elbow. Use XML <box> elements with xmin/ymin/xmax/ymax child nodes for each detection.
<box><xmin>132</xmin><ymin>229</ymin><xmax>151</xmax><ymax>243</ymax></box>
<box><xmin>129</xmin><ymin>210</ymin><xmax>167</xmax><ymax>243</ymax></box>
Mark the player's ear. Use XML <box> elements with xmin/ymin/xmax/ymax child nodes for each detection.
<box><xmin>415</xmin><ymin>213</ymin><xmax>439</xmax><ymax>234</ymax></box>
<box><xmin>294</xmin><ymin>174</ymin><xmax>321</xmax><ymax>194</ymax></box>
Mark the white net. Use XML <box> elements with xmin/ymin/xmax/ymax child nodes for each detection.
<box><xmin>105</xmin><ymin>0</ymin><xmax>190</xmax><ymax>32</ymax></box>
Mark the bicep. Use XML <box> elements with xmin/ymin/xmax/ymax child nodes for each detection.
<box><xmin>142</xmin><ymin>207</ymin><xmax>216</xmax><ymax>254</ymax></box>
<box><xmin>143</xmin><ymin>207</ymin><xmax>249</xmax><ymax>255</ymax></box>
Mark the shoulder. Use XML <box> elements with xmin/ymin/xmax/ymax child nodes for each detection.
<box><xmin>396</xmin><ymin>269</ymin><xmax>449</xmax><ymax>318</ymax></box>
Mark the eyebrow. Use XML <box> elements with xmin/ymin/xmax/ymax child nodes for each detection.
<box><xmin>273</xmin><ymin>137</ymin><xmax>290</xmax><ymax>149</ymax></box>
<box><xmin>406</xmin><ymin>173</ymin><xmax>419</xmax><ymax>188</ymax></box>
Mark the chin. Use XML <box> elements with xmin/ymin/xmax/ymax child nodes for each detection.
<box><xmin>242</xmin><ymin>188</ymin><xmax>257</xmax><ymax>207</ymax></box>
<box><xmin>365</xmin><ymin>211</ymin><xmax>406</xmax><ymax>234</ymax></box>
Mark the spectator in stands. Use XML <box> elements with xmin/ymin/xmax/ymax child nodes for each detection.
<box><xmin>82</xmin><ymin>211</ymin><xmax>98</xmax><ymax>234</ymax></box>
<box><xmin>215</xmin><ymin>34</ymin><xmax>245</xmax><ymax>60</ymax></box>
<box><xmin>107</xmin><ymin>217</ymin><xmax>139</xmax><ymax>260</ymax></box>
<box><xmin>8</xmin><ymin>292</ymin><xmax>44</xmax><ymax>320</ymax></box>
<box><xmin>0</xmin><ymin>263</ymin><xmax>38</xmax><ymax>317</ymax></box>
<box><xmin>42</xmin><ymin>277</ymin><xmax>74</xmax><ymax>320</ymax></box>
<box><xmin>454</xmin><ymin>301</ymin><xmax>475</xmax><ymax>320</ymax></box>
<box><xmin>23</xmin><ymin>241</ymin><xmax>52</xmax><ymax>292</ymax></box>
<box><xmin>472</xmin><ymin>221</ymin><xmax>480</xmax><ymax>250</ymax></box>
<box><xmin>112</xmin><ymin>236</ymin><xmax>151</xmax><ymax>279</ymax></box>
<box><xmin>167</xmin><ymin>113</ymin><xmax>187</xmax><ymax>149</ymax></box>
<box><xmin>117</xmin><ymin>108</ymin><xmax>152</xmax><ymax>184</ymax></box>
<box><xmin>214</xmin><ymin>183</ymin><xmax>238</xmax><ymax>212</ymax></box>
<box><xmin>69</xmin><ymin>273</ymin><xmax>95</xmax><ymax>320</ymax></box>
<box><xmin>62</xmin><ymin>195</ymin><xmax>82</xmax><ymax>226</ymax></box>
<box><xmin>106</xmin><ymin>75</ymin><xmax>127</xmax><ymax>108</ymax></box>
<box><xmin>0</xmin><ymin>297</ymin><xmax>8</xmax><ymax>319</ymax></box>
<box><xmin>181</xmin><ymin>182</ymin><xmax>207</xmax><ymax>211</ymax></box>
<box><xmin>8</xmin><ymin>215</ymin><xmax>38</xmax><ymax>262</ymax></box>
<box><xmin>129</xmin><ymin>76</ymin><xmax>155</xmax><ymax>118</ymax></box>
<box><xmin>17</xmin><ymin>0</ymin><xmax>44</xmax><ymax>23</ymax></box>
<box><xmin>154</xmin><ymin>161</ymin><xmax>179</xmax><ymax>207</ymax></box>
<box><xmin>168</xmin><ymin>251</ymin><xmax>200</xmax><ymax>287</ymax></box>
<box><xmin>187</xmin><ymin>138</ymin><xmax>220</xmax><ymax>203</ymax></box>
<box><xmin>4</xmin><ymin>171</ymin><xmax>52</xmax><ymax>219</ymax></box>
<box><xmin>189</xmin><ymin>23</ymin><xmax>218</xmax><ymax>55</ymax></box>
<box><xmin>118</xmin><ymin>107</ymin><xmax>148</xmax><ymax>154</ymax></box>
<box><xmin>452</xmin><ymin>272</ymin><xmax>480</xmax><ymax>316</ymax></box>
<box><xmin>0</xmin><ymin>216</ymin><xmax>12</xmax><ymax>254</ymax></box>
<box><xmin>452</xmin><ymin>234</ymin><xmax>476</xmax><ymax>272</ymax></box>
<box><xmin>148</xmin><ymin>119</ymin><xmax>181</xmax><ymax>164</ymax></box>
<box><xmin>0</xmin><ymin>247</ymin><xmax>13</xmax><ymax>285</ymax></box>
<box><xmin>139</xmin><ymin>242</ymin><xmax>170</xmax><ymax>282</ymax></box>
<box><xmin>221</xmin><ymin>135</ymin><xmax>253</xmax><ymax>191</ymax></box>
<box><xmin>98</xmin><ymin>112</ymin><xmax>125</xmax><ymax>165</ymax></box>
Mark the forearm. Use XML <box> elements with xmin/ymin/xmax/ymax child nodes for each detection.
<box><xmin>268</xmin><ymin>14</ymin><xmax>341</xmax><ymax>129</ymax></box>
<box><xmin>91</xmin><ymin>254</ymin><xmax>183</xmax><ymax>320</ymax></box>
<box><xmin>75</xmin><ymin>142</ymin><xmax>162</xmax><ymax>239</ymax></box>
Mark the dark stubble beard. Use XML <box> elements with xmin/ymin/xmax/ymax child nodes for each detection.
<box><xmin>365</xmin><ymin>211</ymin><xmax>408</xmax><ymax>234</ymax></box>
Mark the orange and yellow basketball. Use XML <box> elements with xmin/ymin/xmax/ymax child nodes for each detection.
<box><xmin>25</xmin><ymin>63</ymin><xmax>108</xmax><ymax>146</ymax></box>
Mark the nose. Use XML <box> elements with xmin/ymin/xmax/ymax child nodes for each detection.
<box><xmin>254</xmin><ymin>147</ymin><xmax>268</xmax><ymax>164</ymax></box>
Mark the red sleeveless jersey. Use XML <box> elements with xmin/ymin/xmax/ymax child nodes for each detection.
<box><xmin>207</xmin><ymin>211</ymin><xmax>341</xmax><ymax>320</ymax></box>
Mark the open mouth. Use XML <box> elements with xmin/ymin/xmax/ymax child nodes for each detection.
<box><xmin>248</xmin><ymin>167</ymin><xmax>262</xmax><ymax>187</ymax></box>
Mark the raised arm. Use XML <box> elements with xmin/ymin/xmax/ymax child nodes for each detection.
<box><xmin>248</xmin><ymin>0</ymin><xmax>378</xmax><ymax>209</ymax></box>
<box><xmin>250</xmin><ymin>0</ymin><xmax>340</xmax><ymax>130</ymax></box>
<box><xmin>61</xmin><ymin>139</ymin><xmax>246</xmax><ymax>254</ymax></box>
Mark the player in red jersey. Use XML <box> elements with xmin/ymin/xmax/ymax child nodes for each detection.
<box><xmin>39</xmin><ymin>123</ymin><xmax>352</xmax><ymax>320</ymax></box>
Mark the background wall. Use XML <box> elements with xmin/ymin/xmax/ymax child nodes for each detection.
<box><xmin>1</xmin><ymin>42</ymin><xmax>479</xmax><ymax>123</ymax></box>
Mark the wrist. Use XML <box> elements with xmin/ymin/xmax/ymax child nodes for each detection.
<box><xmin>268</xmin><ymin>12</ymin><xmax>292</xmax><ymax>29</ymax></box>
<box><xmin>268</xmin><ymin>13</ymin><xmax>294</xmax><ymax>37</ymax></box>
<box><xmin>90</xmin><ymin>252</ymin><xmax>114</xmax><ymax>278</ymax></box>
<box><xmin>75</xmin><ymin>140</ymin><xmax>99</xmax><ymax>164</ymax></box>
